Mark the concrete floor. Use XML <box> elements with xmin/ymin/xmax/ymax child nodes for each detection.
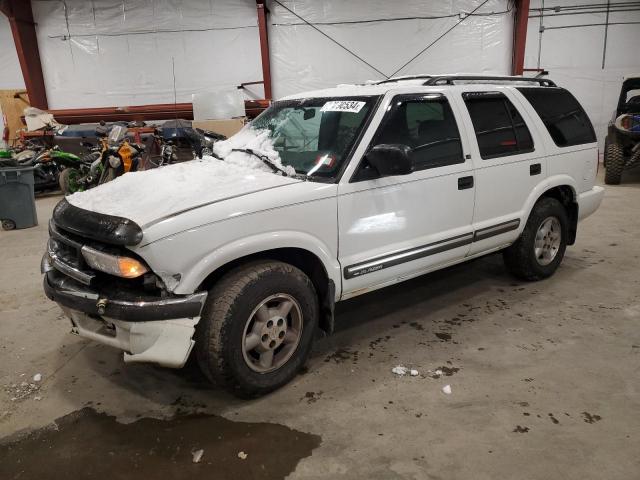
<box><xmin>1</xmin><ymin>171</ymin><xmax>639</xmax><ymax>479</ymax></box>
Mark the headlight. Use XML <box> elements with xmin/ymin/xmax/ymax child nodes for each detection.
<box><xmin>81</xmin><ymin>246</ymin><xmax>148</xmax><ymax>278</ymax></box>
<box><xmin>108</xmin><ymin>155</ymin><xmax>121</xmax><ymax>168</ymax></box>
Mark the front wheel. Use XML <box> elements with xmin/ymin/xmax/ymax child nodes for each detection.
<box><xmin>503</xmin><ymin>197</ymin><xmax>568</xmax><ymax>281</ymax></box>
<box><xmin>195</xmin><ymin>260</ymin><xmax>318</xmax><ymax>398</ymax></box>
<box><xmin>59</xmin><ymin>168</ymin><xmax>81</xmax><ymax>194</ymax></box>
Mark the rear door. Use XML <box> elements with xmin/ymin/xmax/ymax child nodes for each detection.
<box><xmin>337</xmin><ymin>92</ymin><xmax>475</xmax><ymax>297</ymax></box>
<box><xmin>454</xmin><ymin>89</ymin><xmax>548</xmax><ymax>255</ymax></box>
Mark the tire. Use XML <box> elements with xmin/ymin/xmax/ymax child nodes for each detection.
<box><xmin>59</xmin><ymin>168</ymin><xmax>81</xmax><ymax>194</ymax></box>
<box><xmin>503</xmin><ymin>197</ymin><xmax>568</xmax><ymax>281</ymax></box>
<box><xmin>604</xmin><ymin>142</ymin><xmax>624</xmax><ymax>185</ymax></box>
<box><xmin>2</xmin><ymin>219</ymin><xmax>16</xmax><ymax>231</ymax></box>
<box><xmin>195</xmin><ymin>260</ymin><xmax>319</xmax><ymax>398</ymax></box>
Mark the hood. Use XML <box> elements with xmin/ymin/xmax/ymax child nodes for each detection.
<box><xmin>66</xmin><ymin>126</ymin><xmax>302</xmax><ymax>228</ymax></box>
<box><xmin>66</xmin><ymin>157</ymin><xmax>300</xmax><ymax>228</ymax></box>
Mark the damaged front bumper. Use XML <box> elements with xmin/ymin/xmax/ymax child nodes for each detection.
<box><xmin>43</xmin><ymin>269</ymin><xmax>207</xmax><ymax>368</ymax></box>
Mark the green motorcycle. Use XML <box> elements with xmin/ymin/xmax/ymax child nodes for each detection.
<box><xmin>54</xmin><ymin>145</ymin><xmax>103</xmax><ymax>195</ymax></box>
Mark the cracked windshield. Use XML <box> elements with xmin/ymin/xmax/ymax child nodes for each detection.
<box><xmin>251</xmin><ymin>97</ymin><xmax>378</xmax><ymax>178</ymax></box>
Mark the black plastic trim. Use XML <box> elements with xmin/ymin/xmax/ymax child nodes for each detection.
<box><xmin>344</xmin><ymin>232</ymin><xmax>474</xmax><ymax>279</ymax></box>
<box><xmin>53</xmin><ymin>199</ymin><xmax>143</xmax><ymax>246</ymax></box>
<box><xmin>343</xmin><ymin>218</ymin><xmax>522</xmax><ymax>279</ymax></box>
<box><xmin>473</xmin><ymin>219</ymin><xmax>521</xmax><ymax>242</ymax></box>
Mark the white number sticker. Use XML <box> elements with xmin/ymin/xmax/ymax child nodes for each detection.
<box><xmin>320</xmin><ymin>100</ymin><xmax>366</xmax><ymax>113</ymax></box>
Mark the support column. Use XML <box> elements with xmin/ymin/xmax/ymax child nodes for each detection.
<box><xmin>256</xmin><ymin>0</ymin><xmax>273</xmax><ymax>100</ymax></box>
<box><xmin>512</xmin><ymin>0</ymin><xmax>530</xmax><ymax>76</ymax></box>
<box><xmin>1</xmin><ymin>0</ymin><xmax>48</xmax><ymax>109</ymax></box>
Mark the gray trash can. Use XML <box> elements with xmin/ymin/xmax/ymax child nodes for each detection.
<box><xmin>0</xmin><ymin>166</ymin><xmax>38</xmax><ymax>230</ymax></box>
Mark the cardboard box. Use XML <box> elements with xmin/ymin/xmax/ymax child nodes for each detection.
<box><xmin>192</xmin><ymin>118</ymin><xmax>245</xmax><ymax>138</ymax></box>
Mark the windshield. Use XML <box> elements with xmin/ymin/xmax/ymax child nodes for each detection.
<box><xmin>250</xmin><ymin>96</ymin><xmax>378</xmax><ymax>178</ymax></box>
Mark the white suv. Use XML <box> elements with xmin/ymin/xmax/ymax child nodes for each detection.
<box><xmin>42</xmin><ymin>75</ymin><xmax>604</xmax><ymax>397</ymax></box>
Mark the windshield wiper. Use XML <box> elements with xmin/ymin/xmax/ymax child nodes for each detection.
<box><xmin>231</xmin><ymin>148</ymin><xmax>293</xmax><ymax>177</ymax></box>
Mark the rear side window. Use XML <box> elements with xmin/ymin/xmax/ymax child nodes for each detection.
<box><xmin>463</xmin><ymin>92</ymin><xmax>534</xmax><ymax>159</ymax></box>
<box><xmin>517</xmin><ymin>87</ymin><xmax>596</xmax><ymax>147</ymax></box>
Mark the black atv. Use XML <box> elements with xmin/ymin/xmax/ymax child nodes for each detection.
<box><xmin>604</xmin><ymin>76</ymin><xmax>640</xmax><ymax>184</ymax></box>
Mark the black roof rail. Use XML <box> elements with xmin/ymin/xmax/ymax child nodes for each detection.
<box><xmin>375</xmin><ymin>75</ymin><xmax>434</xmax><ymax>85</ymax></box>
<box><xmin>423</xmin><ymin>75</ymin><xmax>556</xmax><ymax>87</ymax></box>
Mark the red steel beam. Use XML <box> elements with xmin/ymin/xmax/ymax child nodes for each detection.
<box><xmin>512</xmin><ymin>0</ymin><xmax>530</xmax><ymax>75</ymax></box>
<box><xmin>3</xmin><ymin>0</ymin><xmax>48</xmax><ymax>109</ymax></box>
<box><xmin>47</xmin><ymin>100</ymin><xmax>270</xmax><ymax>125</ymax></box>
<box><xmin>256</xmin><ymin>0</ymin><xmax>273</xmax><ymax>99</ymax></box>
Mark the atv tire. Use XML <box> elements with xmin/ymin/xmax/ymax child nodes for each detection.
<box><xmin>604</xmin><ymin>143</ymin><xmax>624</xmax><ymax>185</ymax></box>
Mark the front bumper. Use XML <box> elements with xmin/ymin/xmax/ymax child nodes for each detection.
<box><xmin>578</xmin><ymin>185</ymin><xmax>605</xmax><ymax>221</ymax></box>
<box><xmin>43</xmin><ymin>269</ymin><xmax>207</xmax><ymax>322</ymax></box>
<box><xmin>43</xmin><ymin>270</ymin><xmax>208</xmax><ymax>368</ymax></box>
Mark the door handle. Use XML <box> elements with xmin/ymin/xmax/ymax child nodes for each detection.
<box><xmin>458</xmin><ymin>176</ymin><xmax>474</xmax><ymax>190</ymax></box>
<box><xmin>530</xmin><ymin>163</ymin><xmax>541</xmax><ymax>176</ymax></box>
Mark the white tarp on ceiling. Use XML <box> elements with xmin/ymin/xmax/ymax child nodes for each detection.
<box><xmin>31</xmin><ymin>0</ymin><xmax>264</xmax><ymax>109</ymax></box>
<box><xmin>28</xmin><ymin>0</ymin><xmax>515</xmax><ymax>108</ymax></box>
<box><xmin>524</xmin><ymin>0</ymin><xmax>640</xmax><ymax>147</ymax></box>
<box><xmin>268</xmin><ymin>0</ymin><xmax>514</xmax><ymax>98</ymax></box>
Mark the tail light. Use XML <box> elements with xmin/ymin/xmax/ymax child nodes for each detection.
<box><xmin>2</xmin><ymin>126</ymin><xmax>8</xmax><ymax>143</ymax></box>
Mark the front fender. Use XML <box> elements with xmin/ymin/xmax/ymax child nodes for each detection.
<box><xmin>172</xmin><ymin>230</ymin><xmax>342</xmax><ymax>297</ymax></box>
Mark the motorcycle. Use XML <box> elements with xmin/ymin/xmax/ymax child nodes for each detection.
<box><xmin>57</xmin><ymin>144</ymin><xmax>102</xmax><ymax>195</ymax></box>
<box><xmin>14</xmin><ymin>146</ymin><xmax>61</xmax><ymax>193</ymax></box>
<box><xmin>97</xmin><ymin>124</ymin><xmax>145</xmax><ymax>184</ymax></box>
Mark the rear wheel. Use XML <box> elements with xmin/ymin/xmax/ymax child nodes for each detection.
<box><xmin>604</xmin><ymin>142</ymin><xmax>624</xmax><ymax>185</ymax></box>
<box><xmin>196</xmin><ymin>260</ymin><xmax>318</xmax><ymax>398</ymax></box>
<box><xmin>503</xmin><ymin>197</ymin><xmax>568</xmax><ymax>281</ymax></box>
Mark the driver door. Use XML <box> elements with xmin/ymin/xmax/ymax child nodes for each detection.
<box><xmin>337</xmin><ymin>93</ymin><xmax>475</xmax><ymax>297</ymax></box>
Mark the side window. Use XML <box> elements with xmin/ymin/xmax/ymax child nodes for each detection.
<box><xmin>373</xmin><ymin>95</ymin><xmax>464</xmax><ymax>172</ymax></box>
<box><xmin>463</xmin><ymin>92</ymin><xmax>534</xmax><ymax>159</ymax></box>
<box><xmin>517</xmin><ymin>87</ymin><xmax>596</xmax><ymax>147</ymax></box>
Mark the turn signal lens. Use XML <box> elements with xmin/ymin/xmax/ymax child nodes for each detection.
<box><xmin>117</xmin><ymin>257</ymin><xmax>148</xmax><ymax>278</ymax></box>
<box><xmin>81</xmin><ymin>245</ymin><xmax>148</xmax><ymax>278</ymax></box>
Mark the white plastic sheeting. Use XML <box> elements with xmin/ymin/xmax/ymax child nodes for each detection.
<box><xmin>268</xmin><ymin>0</ymin><xmax>514</xmax><ymax>98</ymax></box>
<box><xmin>524</xmin><ymin>0</ymin><xmax>640</xmax><ymax>147</ymax></box>
<box><xmin>32</xmin><ymin>0</ymin><xmax>264</xmax><ymax>109</ymax></box>
<box><xmin>0</xmin><ymin>15</ymin><xmax>24</xmax><ymax>90</ymax></box>
<box><xmin>0</xmin><ymin>14</ymin><xmax>25</xmax><ymax>140</ymax></box>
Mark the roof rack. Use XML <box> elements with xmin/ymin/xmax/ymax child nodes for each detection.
<box><xmin>423</xmin><ymin>75</ymin><xmax>556</xmax><ymax>87</ymax></box>
<box><xmin>375</xmin><ymin>75</ymin><xmax>434</xmax><ymax>85</ymax></box>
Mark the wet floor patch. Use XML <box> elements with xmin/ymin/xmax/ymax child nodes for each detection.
<box><xmin>0</xmin><ymin>407</ymin><xmax>321</xmax><ymax>480</ymax></box>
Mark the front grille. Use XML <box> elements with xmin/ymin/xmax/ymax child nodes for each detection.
<box><xmin>47</xmin><ymin>220</ymin><xmax>96</xmax><ymax>285</ymax></box>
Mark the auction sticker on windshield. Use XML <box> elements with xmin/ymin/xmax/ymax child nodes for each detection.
<box><xmin>320</xmin><ymin>100</ymin><xmax>366</xmax><ymax>113</ymax></box>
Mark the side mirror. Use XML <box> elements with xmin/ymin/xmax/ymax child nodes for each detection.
<box><xmin>364</xmin><ymin>144</ymin><xmax>413</xmax><ymax>177</ymax></box>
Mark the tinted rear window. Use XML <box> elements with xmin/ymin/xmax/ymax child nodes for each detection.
<box><xmin>517</xmin><ymin>87</ymin><xmax>596</xmax><ymax>147</ymax></box>
<box><xmin>463</xmin><ymin>92</ymin><xmax>534</xmax><ymax>159</ymax></box>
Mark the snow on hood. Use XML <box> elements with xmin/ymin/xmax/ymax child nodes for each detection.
<box><xmin>66</xmin><ymin>127</ymin><xmax>300</xmax><ymax>227</ymax></box>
